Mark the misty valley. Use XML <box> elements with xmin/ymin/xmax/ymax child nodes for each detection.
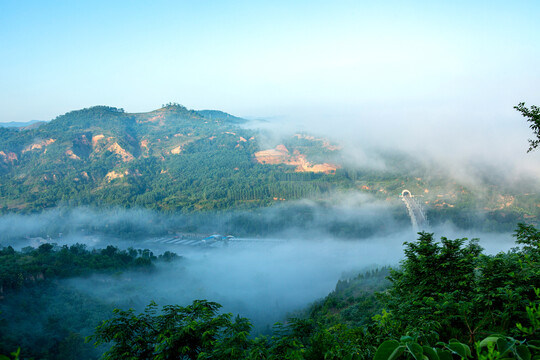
<box><xmin>1</xmin><ymin>104</ymin><xmax>540</xmax><ymax>360</ymax></box>
<box><xmin>0</xmin><ymin>201</ymin><xmax>537</xmax><ymax>359</ymax></box>
<box><xmin>4</xmin><ymin>0</ymin><xmax>540</xmax><ymax>358</ymax></box>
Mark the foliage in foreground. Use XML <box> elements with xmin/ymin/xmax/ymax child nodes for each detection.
<box><xmin>90</xmin><ymin>300</ymin><xmax>252</xmax><ymax>360</ymax></box>
<box><xmin>515</xmin><ymin>102</ymin><xmax>540</xmax><ymax>152</ymax></box>
<box><xmin>374</xmin><ymin>288</ymin><xmax>540</xmax><ymax>360</ymax></box>
<box><xmin>86</xmin><ymin>224</ymin><xmax>540</xmax><ymax>359</ymax></box>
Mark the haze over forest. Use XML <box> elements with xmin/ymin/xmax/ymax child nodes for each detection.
<box><xmin>1</xmin><ymin>1</ymin><xmax>540</xmax><ymax>359</ymax></box>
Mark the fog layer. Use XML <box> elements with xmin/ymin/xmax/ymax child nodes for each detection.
<box><xmin>0</xmin><ymin>190</ymin><xmax>523</xmax><ymax>330</ymax></box>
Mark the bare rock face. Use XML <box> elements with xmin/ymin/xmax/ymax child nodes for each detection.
<box><xmin>255</xmin><ymin>144</ymin><xmax>338</xmax><ymax>174</ymax></box>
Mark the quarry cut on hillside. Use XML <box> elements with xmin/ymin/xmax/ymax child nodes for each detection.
<box><xmin>254</xmin><ymin>144</ymin><xmax>339</xmax><ymax>174</ymax></box>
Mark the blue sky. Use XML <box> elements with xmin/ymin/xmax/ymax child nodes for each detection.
<box><xmin>0</xmin><ymin>0</ymin><xmax>539</xmax><ymax>146</ymax></box>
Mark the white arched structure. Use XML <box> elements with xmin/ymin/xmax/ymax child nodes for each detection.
<box><xmin>400</xmin><ymin>190</ymin><xmax>428</xmax><ymax>230</ymax></box>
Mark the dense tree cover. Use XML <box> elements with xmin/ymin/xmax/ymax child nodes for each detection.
<box><xmin>305</xmin><ymin>268</ymin><xmax>390</xmax><ymax>329</ymax></box>
<box><xmin>85</xmin><ymin>225</ymin><xmax>540</xmax><ymax>359</ymax></box>
<box><xmin>0</xmin><ymin>245</ymin><xmax>179</xmax><ymax>359</ymax></box>
<box><xmin>90</xmin><ymin>300</ymin><xmax>253</xmax><ymax>360</ymax></box>
<box><xmin>1</xmin><ymin>283</ymin><xmax>111</xmax><ymax>360</ymax></box>
<box><xmin>0</xmin><ymin>105</ymin><xmax>348</xmax><ymax>215</ymax></box>
<box><xmin>382</xmin><ymin>225</ymin><xmax>539</xmax><ymax>342</ymax></box>
<box><xmin>0</xmin><ymin>105</ymin><xmax>536</xmax><ymax>232</ymax></box>
<box><xmin>0</xmin><ymin>243</ymin><xmax>177</xmax><ymax>293</ymax></box>
<box><xmin>89</xmin><ymin>300</ymin><xmax>377</xmax><ymax>360</ymax></box>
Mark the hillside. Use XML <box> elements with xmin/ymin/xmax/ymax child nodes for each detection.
<box><xmin>0</xmin><ymin>104</ymin><xmax>538</xmax><ymax>231</ymax></box>
<box><xmin>0</xmin><ymin>104</ymin><xmax>343</xmax><ymax>213</ymax></box>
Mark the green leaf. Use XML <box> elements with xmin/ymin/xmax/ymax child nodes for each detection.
<box><xmin>479</xmin><ymin>336</ymin><xmax>504</xmax><ymax>348</ymax></box>
<box><xmin>515</xmin><ymin>345</ymin><xmax>532</xmax><ymax>360</ymax></box>
<box><xmin>390</xmin><ymin>346</ymin><xmax>406</xmax><ymax>360</ymax></box>
<box><xmin>422</xmin><ymin>346</ymin><xmax>439</xmax><ymax>360</ymax></box>
<box><xmin>528</xmin><ymin>340</ymin><xmax>540</xmax><ymax>350</ymax></box>
<box><xmin>497</xmin><ymin>338</ymin><xmax>515</xmax><ymax>357</ymax></box>
<box><xmin>436</xmin><ymin>348</ymin><xmax>453</xmax><ymax>360</ymax></box>
<box><xmin>445</xmin><ymin>343</ymin><xmax>471</xmax><ymax>358</ymax></box>
<box><xmin>375</xmin><ymin>340</ymin><xmax>405</xmax><ymax>360</ymax></box>
<box><xmin>375</xmin><ymin>340</ymin><xmax>400</xmax><ymax>360</ymax></box>
<box><xmin>401</xmin><ymin>336</ymin><xmax>415</xmax><ymax>343</ymax></box>
<box><xmin>406</xmin><ymin>343</ymin><xmax>424</xmax><ymax>360</ymax></box>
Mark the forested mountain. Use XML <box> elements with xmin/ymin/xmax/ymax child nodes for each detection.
<box><xmin>2</xmin><ymin>103</ymin><xmax>540</xmax><ymax>359</ymax></box>
<box><xmin>0</xmin><ymin>104</ymin><xmax>538</xmax><ymax>231</ymax></box>
<box><xmin>0</xmin><ymin>104</ymin><xmax>343</xmax><ymax>213</ymax></box>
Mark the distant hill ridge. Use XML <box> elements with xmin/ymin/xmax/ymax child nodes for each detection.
<box><xmin>196</xmin><ymin>110</ymin><xmax>247</xmax><ymax>124</ymax></box>
<box><xmin>1</xmin><ymin>105</ymin><xmax>244</xmax><ymax>130</ymax></box>
<box><xmin>0</xmin><ymin>104</ymin><xmax>537</xmax><ymax>232</ymax></box>
<box><xmin>0</xmin><ymin>120</ymin><xmax>47</xmax><ymax>130</ymax></box>
<box><xmin>0</xmin><ymin>104</ymin><xmax>342</xmax><ymax>213</ymax></box>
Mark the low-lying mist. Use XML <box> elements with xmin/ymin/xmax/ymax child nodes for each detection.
<box><xmin>0</xmin><ymin>197</ymin><xmax>521</xmax><ymax>331</ymax></box>
<box><xmin>0</xmin><ymin>192</ymin><xmax>408</xmax><ymax>248</ymax></box>
<box><xmin>64</xmin><ymin>222</ymin><xmax>516</xmax><ymax>330</ymax></box>
<box><xmin>245</xmin><ymin>105</ymin><xmax>540</xmax><ymax>194</ymax></box>
<box><xmin>0</xmin><ymin>180</ymin><xmax>526</xmax><ymax>340</ymax></box>
<box><xmin>0</xmin><ymin>187</ymin><xmax>524</xmax><ymax>252</ymax></box>
<box><xmin>64</xmin><ymin>235</ymin><xmax>406</xmax><ymax>329</ymax></box>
